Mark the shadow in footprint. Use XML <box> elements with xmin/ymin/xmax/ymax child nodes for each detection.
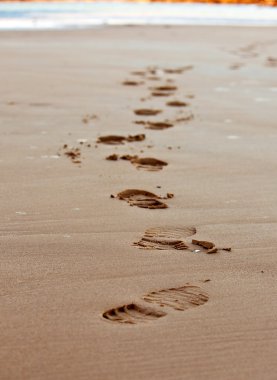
<box><xmin>150</xmin><ymin>85</ymin><xmax>177</xmax><ymax>92</ymax></box>
<box><xmin>151</xmin><ymin>92</ymin><xmax>172</xmax><ymax>97</ymax></box>
<box><xmin>132</xmin><ymin>157</ymin><xmax>168</xmax><ymax>171</ymax></box>
<box><xmin>122</xmin><ymin>80</ymin><xmax>144</xmax><ymax>86</ymax></box>
<box><xmin>163</xmin><ymin>65</ymin><xmax>193</xmax><ymax>74</ymax></box>
<box><xmin>106</xmin><ymin>155</ymin><xmax>168</xmax><ymax>171</ymax></box>
<box><xmin>175</xmin><ymin>113</ymin><xmax>194</xmax><ymax>123</ymax></box>
<box><xmin>166</xmin><ymin>101</ymin><xmax>189</xmax><ymax>107</ymax></box>
<box><xmin>191</xmin><ymin>239</ymin><xmax>231</xmax><ymax>254</ymax></box>
<box><xmin>103</xmin><ymin>303</ymin><xmax>166</xmax><ymax>324</ymax></box>
<box><xmin>134</xmin><ymin>121</ymin><xmax>174</xmax><ymax>130</ymax></box>
<box><xmin>114</xmin><ymin>189</ymin><xmax>174</xmax><ymax>209</ymax></box>
<box><xmin>134</xmin><ymin>109</ymin><xmax>162</xmax><ymax>116</ymax></box>
<box><xmin>102</xmin><ymin>284</ymin><xmax>208</xmax><ymax>324</ymax></box>
<box><xmin>134</xmin><ymin>113</ymin><xmax>193</xmax><ymax>129</ymax></box>
<box><xmin>97</xmin><ymin>134</ymin><xmax>145</xmax><ymax>145</ymax></box>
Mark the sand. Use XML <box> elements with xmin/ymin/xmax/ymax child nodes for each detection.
<box><xmin>0</xmin><ymin>26</ymin><xmax>277</xmax><ymax>380</ymax></box>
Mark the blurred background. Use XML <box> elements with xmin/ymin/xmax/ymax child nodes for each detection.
<box><xmin>0</xmin><ymin>0</ymin><xmax>277</xmax><ymax>30</ymax></box>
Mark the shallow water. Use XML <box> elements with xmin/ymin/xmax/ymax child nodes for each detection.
<box><xmin>0</xmin><ymin>1</ymin><xmax>277</xmax><ymax>30</ymax></box>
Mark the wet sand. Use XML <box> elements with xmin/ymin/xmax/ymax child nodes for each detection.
<box><xmin>0</xmin><ymin>26</ymin><xmax>277</xmax><ymax>379</ymax></box>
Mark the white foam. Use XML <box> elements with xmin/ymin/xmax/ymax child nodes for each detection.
<box><xmin>1</xmin><ymin>2</ymin><xmax>277</xmax><ymax>30</ymax></box>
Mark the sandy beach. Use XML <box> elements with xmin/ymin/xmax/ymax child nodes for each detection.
<box><xmin>0</xmin><ymin>26</ymin><xmax>277</xmax><ymax>379</ymax></box>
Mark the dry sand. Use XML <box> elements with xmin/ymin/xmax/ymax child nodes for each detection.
<box><xmin>0</xmin><ymin>26</ymin><xmax>277</xmax><ymax>380</ymax></box>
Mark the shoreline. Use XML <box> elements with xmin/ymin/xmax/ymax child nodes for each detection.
<box><xmin>1</xmin><ymin>2</ymin><xmax>277</xmax><ymax>30</ymax></box>
<box><xmin>1</xmin><ymin>23</ymin><xmax>277</xmax><ymax>34</ymax></box>
<box><xmin>0</xmin><ymin>0</ymin><xmax>276</xmax><ymax>6</ymax></box>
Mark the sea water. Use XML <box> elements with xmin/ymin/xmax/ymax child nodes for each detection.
<box><xmin>0</xmin><ymin>1</ymin><xmax>277</xmax><ymax>30</ymax></box>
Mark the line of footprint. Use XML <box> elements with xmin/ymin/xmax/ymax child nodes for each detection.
<box><xmin>58</xmin><ymin>65</ymin><xmax>231</xmax><ymax>324</ymax></box>
<box><xmin>101</xmin><ymin>66</ymin><xmax>231</xmax><ymax>324</ymax></box>
<box><xmin>106</xmin><ymin>66</ymin><xmax>194</xmax><ymax>209</ymax></box>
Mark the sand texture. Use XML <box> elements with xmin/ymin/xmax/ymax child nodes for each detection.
<box><xmin>0</xmin><ymin>26</ymin><xmax>277</xmax><ymax>380</ymax></box>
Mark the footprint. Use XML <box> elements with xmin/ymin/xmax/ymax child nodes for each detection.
<box><xmin>151</xmin><ymin>85</ymin><xmax>177</xmax><ymax>92</ymax></box>
<box><xmin>266</xmin><ymin>57</ymin><xmax>277</xmax><ymax>68</ymax></box>
<box><xmin>146</xmin><ymin>76</ymin><xmax>161</xmax><ymax>81</ymax></box>
<box><xmin>60</xmin><ymin>141</ymin><xmax>93</xmax><ymax>165</ymax></box>
<box><xmin>237</xmin><ymin>43</ymin><xmax>259</xmax><ymax>58</ymax></box>
<box><xmin>145</xmin><ymin>66</ymin><xmax>161</xmax><ymax>75</ymax></box>
<box><xmin>103</xmin><ymin>303</ymin><xmax>166</xmax><ymax>324</ymax></box>
<box><xmin>122</xmin><ymin>80</ymin><xmax>144</xmax><ymax>86</ymax></box>
<box><xmin>106</xmin><ymin>155</ymin><xmax>168</xmax><ymax>171</ymax></box>
<box><xmin>134</xmin><ymin>226</ymin><xmax>196</xmax><ymax>250</ymax></box>
<box><xmin>134</xmin><ymin>109</ymin><xmax>162</xmax><ymax>116</ymax></box>
<box><xmin>163</xmin><ymin>66</ymin><xmax>193</xmax><ymax>74</ymax></box>
<box><xmin>97</xmin><ymin>134</ymin><xmax>145</xmax><ymax>145</ymax></box>
<box><xmin>229</xmin><ymin>63</ymin><xmax>244</xmax><ymax>70</ymax></box>
<box><xmin>131</xmin><ymin>157</ymin><xmax>168</xmax><ymax>171</ymax></box>
<box><xmin>151</xmin><ymin>92</ymin><xmax>172</xmax><ymax>97</ymax></box>
<box><xmin>166</xmin><ymin>101</ymin><xmax>189</xmax><ymax>107</ymax></box>
<box><xmin>62</xmin><ymin>146</ymin><xmax>82</xmax><ymax>164</ymax></box>
<box><xmin>134</xmin><ymin>121</ymin><xmax>174</xmax><ymax>130</ymax></box>
<box><xmin>126</xmin><ymin>134</ymin><xmax>146</xmax><ymax>142</ymax></box>
<box><xmin>97</xmin><ymin>135</ymin><xmax>126</xmax><ymax>145</ymax></box>
<box><xmin>29</xmin><ymin>102</ymin><xmax>51</xmax><ymax>107</ymax></box>
<box><xmin>134</xmin><ymin>226</ymin><xmax>231</xmax><ymax>253</ymax></box>
<box><xmin>175</xmin><ymin>113</ymin><xmax>194</xmax><ymax>123</ymax></box>
<box><xmin>114</xmin><ymin>189</ymin><xmax>174</xmax><ymax>209</ymax></box>
<box><xmin>146</xmin><ymin>121</ymin><xmax>174</xmax><ymax>130</ymax></box>
<box><xmin>142</xmin><ymin>285</ymin><xmax>209</xmax><ymax>311</ymax></box>
<box><xmin>133</xmin><ymin>120</ymin><xmax>147</xmax><ymax>125</ymax></box>
<box><xmin>106</xmin><ymin>154</ymin><xmax>119</xmax><ymax>161</ymax></box>
<box><xmin>131</xmin><ymin>71</ymin><xmax>146</xmax><ymax>76</ymax></box>
<box><xmin>82</xmin><ymin>114</ymin><xmax>98</xmax><ymax>124</ymax></box>
<box><xmin>6</xmin><ymin>101</ymin><xmax>17</xmax><ymax>106</ymax></box>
